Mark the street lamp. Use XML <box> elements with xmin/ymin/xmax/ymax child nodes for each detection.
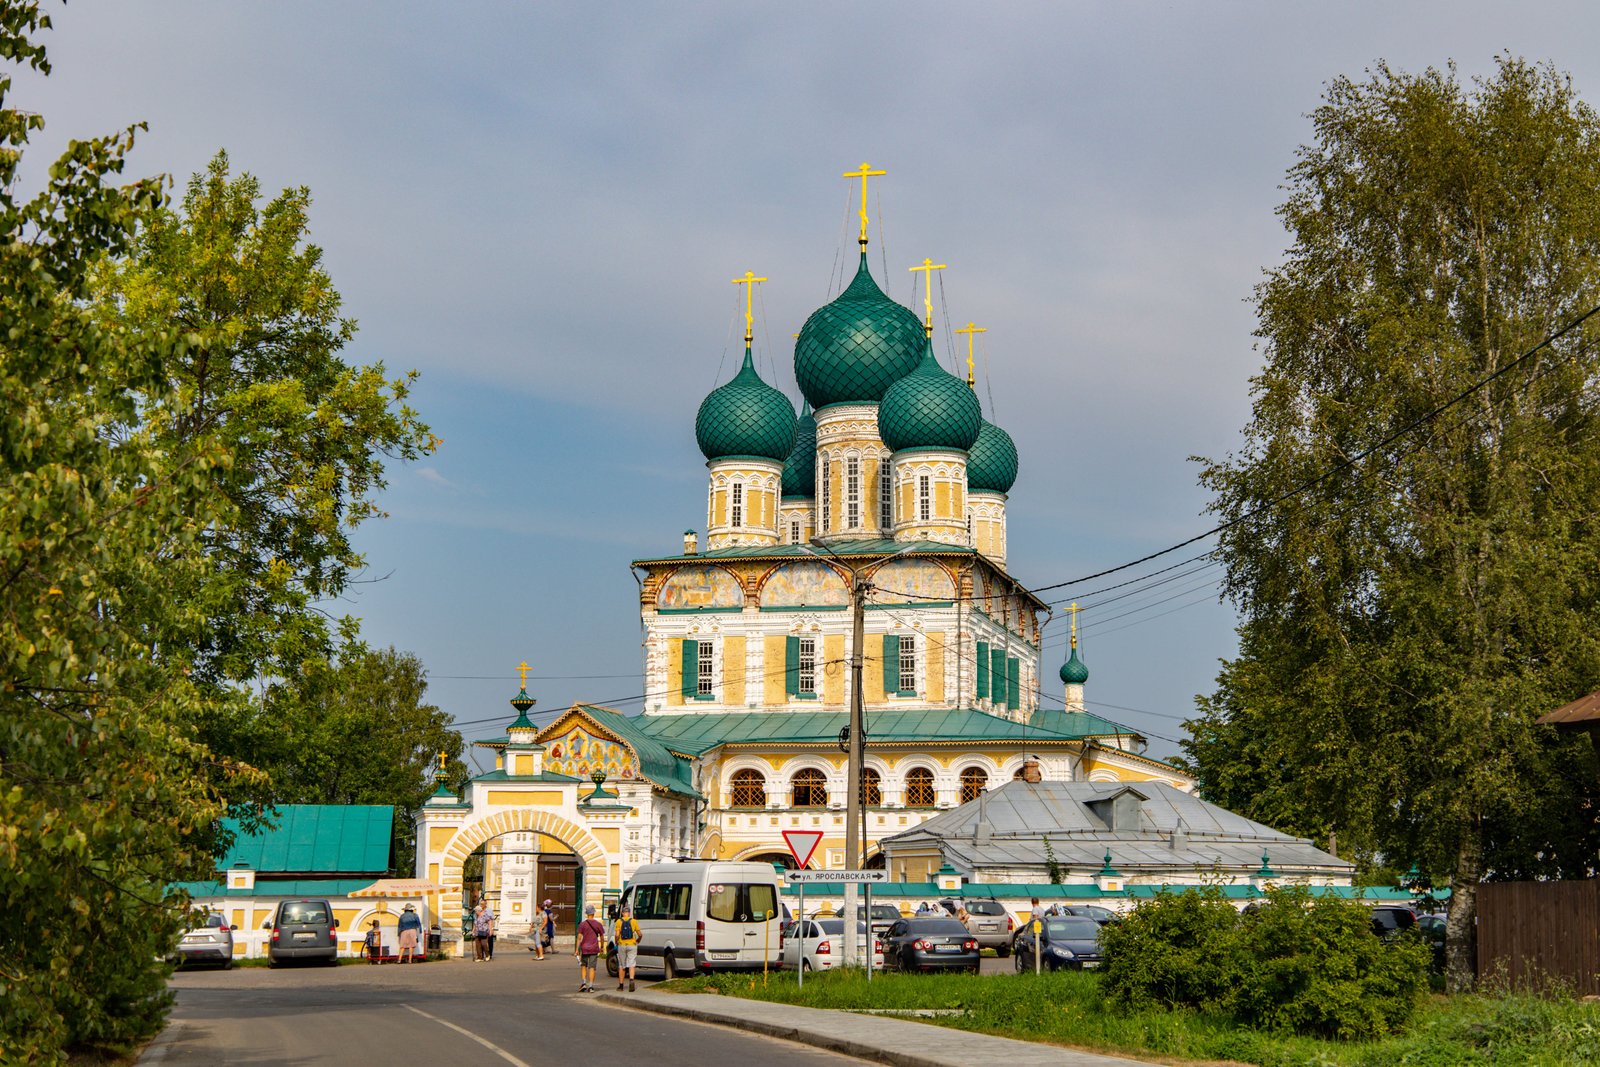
<box><xmin>799</xmin><ymin>537</ymin><xmax>922</xmax><ymax>966</ymax></box>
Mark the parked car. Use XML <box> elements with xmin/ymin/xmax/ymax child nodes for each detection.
<box><xmin>1369</xmin><ymin>906</ymin><xmax>1417</xmax><ymax>939</ymax></box>
<box><xmin>865</xmin><ymin>903</ymin><xmax>903</xmax><ymax>935</ymax></box>
<box><xmin>957</xmin><ymin>899</ymin><xmax>1014</xmax><ymax>956</ymax></box>
<box><xmin>268</xmin><ymin>898</ymin><xmax>338</xmax><ymax>966</ymax></box>
<box><xmin>1416</xmin><ymin>913</ymin><xmax>1446</xmax><ymax>970</ymax></box>
<box><xmin>174</xmin><ymin>912</ymin><xmax>233</xmax><ymax>969</ymax></box>
<box><xmin>881</xmin><ymin>917</ymin><xmax>980</xmax><ymax>973</ymax></box>
<box><xmin>1059</xmin><ymin>904</ymin><xmax>1119</xmax><ymax>925</ymax></box>
<box><xmin>779</xmin><ymin>919</ymin><xmax>884</xmax><ymax>972</ymax></box>
<box><xmin>1012</xmin><ymin>916</ymin><xmax>1104</xmax><ymax>972</ymax></box>
<box><xmin>605</xmin><ymin>861</ymin><xmax>782</xmax><ymax>979</ymax></box>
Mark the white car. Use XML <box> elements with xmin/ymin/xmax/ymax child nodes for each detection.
<box><xmin>779</xmin><ymin>918</ymin><xmax>884</xmax><ymax>972</ymax></box>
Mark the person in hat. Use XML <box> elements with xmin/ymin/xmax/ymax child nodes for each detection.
<box><xmin>613</xmin><ymin>903</ymin><xmax>640</xmax><ymax>992</ymax></box>
<box><xmin>471</xmin><ymin>899</ymin><xmax>495</xmax><ymax>962</ymax></box>
<box><xmin>528</xmin><ymin>899</ymin><xmax>554</xmax><ymax>959</ymax></box>
<box><xmin>364</xmin><ymin>919</ymin><xmax>383</xmax><ymax>964</ymax></box>
<box><xmin>575</xmin><ymin>903</ymin><xmax>605</xmax><ymax>992</ymax></box>
<box><xmin>397</xmin><ymin>903</ymin><xmax>423</xmax><ymax>964</ymax></box>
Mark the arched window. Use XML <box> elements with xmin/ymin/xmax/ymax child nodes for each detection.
<box><xmin>859</xmin><ymin>768</ymin><xmax>882</xmax><ymax>807</ymax></box>
<box><xmin>846</xmin><ymin>455</ymin><xmax>861</xmax><ymax>528</ymax></box>
<box><xmin>918</xmin><ymin>474</ymin><xmax>931</xmax><ymax>521</ymax></box>
<box><xmin>791</xmin><ymin>768</ymin><xmax>828</xmax><ymax>808</ymax></box>
<box><xmin>731</xmin><ymin>481</ymin><xmax>744</xmax><ymax>528</ymax></box>
<box><xmin>1012</xmin><ymin>765</ymin><xmax>1028</xmax><ymax>780</ymax></box>
<box><xmin>879</xmin><ymin>459</ymin><xmax>893</xmax><ymax>529</ymax></box>
<box><xmin>959</xmin><ymin>766</ymin><xmax>989</xmax><ymax>804</ymax></box>
<box><xmin>730</xmin><ymin>769</ymin><xmax>766</xmax><ymax>808</ymax></box>
<box><xmin>905</xmin><ymin>767</ymin><xmax>935</xmax><ymax>807</ymax></box>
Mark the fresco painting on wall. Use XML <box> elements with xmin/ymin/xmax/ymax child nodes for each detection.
<box><xmin>759</xmin><ymin>561</ymin><xmax>849</xmax><ymax>608</ymax></box>
<box><xmin>871</xmin><ymin>559</ymin><xmax>956</xmax><ymax>603</ymax></box>
<box><xmin>546</xmin><ymin>726</ymin><xmax>638</xmax><ymax>780</ymax></box>
<box><xmin>657</xmin><ymin>564</ymin><xmax>744</xmax><ymax>610</ymax></box>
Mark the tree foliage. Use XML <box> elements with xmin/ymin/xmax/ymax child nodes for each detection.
<box><xmin>1186</xmin><ymin>58</ymin><xmax>1600</xmax><ymax>992</ymax></box>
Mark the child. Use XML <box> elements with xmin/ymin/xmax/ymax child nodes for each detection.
<box><xmin>364</xmin><ymin>920</ymin><xmax>382</xmax><ymax>964</ymax></box>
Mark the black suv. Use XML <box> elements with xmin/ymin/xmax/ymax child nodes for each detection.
<box><xmin>1369</xmin><ymin>906</ymin><xmax>1417</xmax><ymax>939</ymax></box>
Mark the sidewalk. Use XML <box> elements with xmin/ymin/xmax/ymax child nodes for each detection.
<box><xmin>597</xmin><ymin>988</ymin><xmax>1156</xmax><ymax>1067</ymax></box>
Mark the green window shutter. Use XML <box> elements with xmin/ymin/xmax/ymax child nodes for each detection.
<box><xmin>785</xmin><ymin>636</ymin><xmax>800</xmax><ymax>697</ymax></box>
<box><xmin>882</xmin><ymin>635</ymin><xmax>900</xmax><ymax>693</ymax></box>
<box><xmin>680</xmin><ymin>639</ymin><xmax>698</xmax><ymax>699</ymax></box>
<box><xmin>976</xmin><ymin>641</ymin><xmax>989</xmax><ymax>696</ymax></box>
<box><xmin>1007</xmin><ymin>657</ymin><xmax>1020</xmax><ymax>710</ymax></box>
<box><xmin>991</xmin><ymin>648</ymin><xmax>1006</xmax><ymax>704</ymax></box>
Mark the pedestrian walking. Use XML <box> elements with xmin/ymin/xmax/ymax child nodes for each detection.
<box><xmin>397</xmin><ymin>904</ymin><xmax>423</xmax><ymax>964</ymax></box>
<box><xmin>472</xmin><ymin>900</ymin><xmax>495</xmax><ymax>962</ymax></box>
<box><xmin>364</xmin><ymin>920</ymin><xmax>382</xmax><ymax>964</ymax></box>
<box><xmin>575</xmin><ymin>903</ymin><xmax>605</xmax><ymax>992</ymax></box>
<box><xmin>528</xmin><ymin>899</ymin><xmax>553</xmax><ymax>960</ymax></box>
<box><xmin>613</xmin><ymin>904</ymin><xmax>640</xmax><ymax>991</ymax></box>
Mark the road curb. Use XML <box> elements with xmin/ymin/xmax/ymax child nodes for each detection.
<box><xmin>596</xmin><ymin>991</ymin><xmax>1153</xmax><ymax>1066</ymax></box>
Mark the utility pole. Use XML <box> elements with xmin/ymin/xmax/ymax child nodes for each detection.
<box><xmin>841</xmin><ymin>565</ymin><xmax>868</xmax><ymax>967</ymax></box>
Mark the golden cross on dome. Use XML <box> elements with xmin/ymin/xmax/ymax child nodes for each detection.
<box><xmin>955</xmin><ymin>321</ymin><xmax>986</xmax><ymax>388</ymax></box>
<box><xmin>437</xmin><ymin>751</ymin><xmax>448</xmax><ymax>771</ymax></box>
<box><xmin>1069</xmin><ymin>602</ymin><xmax>1080</xmax><ymax>648</ymax></box>
<box><xmin>516</xmin><ymin>660</ymin><xmax>531</xmax><ymax>688</ymax></box>
<box><xmin>842</xmin><ymin>161</ymin><xmax>886</xmax><ymax>248</ymax></box>
<box><xmin>908</xmin><ymin>258</ymin><xmax>948</xmax><ymax>335</ymax></box>
<box><xmin>731</xmin><ymin>271</ymin><xmax>768</xmax><ymax>345</ymax></box>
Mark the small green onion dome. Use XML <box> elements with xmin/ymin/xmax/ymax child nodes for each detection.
<box><xmin>795</xmin><ymin>253</ymin><xmax>925</xmax><ymax>408</ymax></box>
<box><xmin>781</xmin><ymin>399</ymin><xmax>817</xmax><ymax>498</ymax></box>
<box><xmin>695</xmin><ymin>347</ymin><xmax>797</xmax><ymax>462</ymax></box>
<box><xmin>967</xmin><ymin>419</ymin><xmax>1019</xmax><ymax>493</ymax></box>
<box><xmin>878</xmin><ymin>338</ymin><xmax>982</xmax><ymax>453</ymax></box>
<box><xmin>1060</xmin><ymin>647</ymin><xmax>1089</xmax><ymax>685</ymax></box>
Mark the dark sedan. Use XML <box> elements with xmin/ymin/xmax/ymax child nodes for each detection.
<box><xmin>881</xmin><ymin>917</ymin><xmax>980</xmax><ymax>973</ymax></box>
<box><xmin>1012</xmin><ymin>916</ymin><xmax>1104</xmax><ymax>971</ymax></box>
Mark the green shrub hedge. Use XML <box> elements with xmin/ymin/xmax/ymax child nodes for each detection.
<box><xmin>1100</xmin><ymin>886</ymin><xmax>1430</xmax><ymax>1040</ymax></box>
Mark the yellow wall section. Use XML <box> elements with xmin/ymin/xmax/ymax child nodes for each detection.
<box><xmin>512</xmin><ymin>752</ymin><xmax>534</xmax><ymax>775</ymax></box>
<box><xmin>823</xmin><ymin>634</ymin><xmax>846</xmax><ymax>703</ymax></box>
<box><xmin>668</xmin><ymin>639</ymin><xmax>683</xmax><ymax>706</ymax></box>
<box><xmin>591</xmin><ymin>827</ymin><xmax>620</xmax><ymax>852</ymax></box>
<box><xmin>487</xmin><ymin>789</ymin><xmax>563</xmax><ymax>806</ymax></box>
<box><xmin>724</xmin><ymin>635</ymin><xmax>746</xmax><ymax>705</ymax></box>
<box><xmin>935</xmin><ymin>481</ymin><xmax>952</xmax><ymax>517</ymax></box>
<box><xmin>865</xmin><ymin>636</ymin><xmax>886</xmax><ymax>702</ymax></box>
<box><xmin>428</xmin><ymin>827</ymin><xmax>455</xmax><ymax>853</ymax></box>
<box><xmin>764</xmin><ymin>636</ymin><xmax>787</xmax><ymax>704</ymax></box>
<box><xmin>926</xmin><ymin>631</ymin><xmax>945</xmax><ymax>702</ymax></box>
<box><xmin>711</xmin><ymin>488</ymin><xmax>725</xmax><ymax>528</ymax></box>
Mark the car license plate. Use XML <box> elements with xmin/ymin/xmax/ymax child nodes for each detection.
<box><xmin>1081</xmin><ymin>961</ymin><xmax>1101</xmax><ymax>969</ymax></box>
<box><xmin>182</xmin><ymin>935</ymin><xmax>206</xmax><ymax>944</ymax></box>
<box><xmin>709</xmin><ymin>951</ymin><xmax>737</xmax><ymax>960</ymax></box>
<box><xmin>934</xmin><ymin>944</ymin><xmax>959</xmax><ymax>953</ymax></box>
<box><xmin>293</xmin><ymin>932</ymin><xmax>316</xmax><ymax>940</ymax></box>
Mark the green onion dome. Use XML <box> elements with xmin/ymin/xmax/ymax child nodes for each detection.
<box><xmin>795</xmin><ymin>253</ymin><xmax>925</xmax><ymax>408</ymax></box>
<box><xmin>878</xmin><ymin>338</ymin><xmax>982</xmax><ymax>453</ymax></box>
<box><xmin>1060</xmin><ymin>647</ymin><xmax>1089</xmax><ymax>685</ymax></box>
<box><xmin>781</xmin><ymin>399</ymin><xmax>817</xmax><ymax>498</ymax></box>
<box><xmin>695</xmin><ymin>347</ymin><xmax>797</xmax><ymax>462</ymax></box>
<box><xmin>967</xmin><ymin>418</ymin><xmax>1019</xmax><ymax>493</ymax></box>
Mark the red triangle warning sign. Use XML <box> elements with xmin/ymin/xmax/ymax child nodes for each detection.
<box><xmin>781</xmin><ymin>829</ymin><xmax>825</xmax><ymax>869</ymax></box>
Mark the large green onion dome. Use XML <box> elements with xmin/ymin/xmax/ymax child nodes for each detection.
<box><xmin>1060</xmin><ymin>646</ymin><xmax>1089</xmax><ymax>685</ymax></box>
<box><xmin>795</xmin><ymin>253</ymin><xmax>925</xmax><ymax>409</ymax></box>
<box><xmin>967</xmin><ymin>418</ymin><xmax>1020</xmax><ymax>493</ymax></box>
<box><xmin>695</xmin><ymin>347</ymin><xmax>798</xmax><ymax>462</ymax></box>
<box><xmin>781</xmin><ymin>399</ymin><xmax>817</xmax><ymax>498</ymax></box>
<box><xmin>878</xmin><ymin>338</ymin><xmax>982</xmax><ymax>453</ymax></box>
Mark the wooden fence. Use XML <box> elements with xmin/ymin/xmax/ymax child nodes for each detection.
<box><xmin>1477</xmin><ymin>880</ymin><xmax>1600</xmax><ymax>994</ymax></box>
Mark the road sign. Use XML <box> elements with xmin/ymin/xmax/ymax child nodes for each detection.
<box><xmin>785</xmin><ymin>869</ymin><xmax>888</xmax><ymax>884</ymax></box>
<box><xmin>780</xmin><ymin>829</ymin><xmax>824</xmax><ymax>869</ymax></box>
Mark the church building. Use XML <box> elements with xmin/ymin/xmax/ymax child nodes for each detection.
<box><xmin>416</xmin><ymin>169</ymin><xmax>1192</xmax><ymax>934</ymax></box>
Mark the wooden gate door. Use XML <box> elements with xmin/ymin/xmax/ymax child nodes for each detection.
<box><xmin>538</xmin><ymin>857</ymin><xmax>580</xmax><ymax>936</ymax></box>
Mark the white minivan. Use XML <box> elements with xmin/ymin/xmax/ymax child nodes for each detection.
<box><xmin>608</xmin><ymin>861</ymin><xmax>782</xmax><ymax>978</ymax></box>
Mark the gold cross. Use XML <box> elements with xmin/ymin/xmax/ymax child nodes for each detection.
<box><xmin>955</xmin><ymin>322</ymin><xmax>986</xmax><ymax>388</ymax></box>
<box><xmin>516</xmin><ymin>660</ymin><xmax>531</xmax><ymax>688</ymax></box>
<box><xmin>907</xmin><ymin>258</ymin><xmax>948</xmax><ymax>335</ymax></box>
<box><xmin>731</xmin><ymin>271</ymin><xmax>768</xmax><ymax>345</ymax></box>
<box><xmin>842</xmin><ymin>161</ymin><xmax>886</xmax><ymax>248</ymax></box>
<box><xmin>437</xmin><ymin>751</ymin><xmax>448</xmax><ymax>771</ymax></box>
<box><xmin>1069</xmin><ymin>602</ymin><xmax>1080</xmax><ymax>648</ymax></box>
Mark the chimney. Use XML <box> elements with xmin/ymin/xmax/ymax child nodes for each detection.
<box><xmin>1020</xmin><ymin>756</ymin><xmax>1042</xmax><ymax>783</ymax></box>
<box><xmin>683</xmin><ymin>529</ymin><xmax>698</xmax><ymax>555</ymax></box>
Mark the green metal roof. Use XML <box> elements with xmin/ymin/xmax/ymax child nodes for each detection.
<box><xmin>633</xmin><ymin>706</ymin><xmax>1090</xmax><ymax>756</ymax></box>
<box><xmin>781</xmin><ymin>400</ymin><xmax>817</xmax><ymax>498</ymax></box>
<box><xmin>695</xmin><ymin>345</ymin><xmax>798</xmax><ymax>462</ymax></box>
<box><xmin>878</xmin><ymin>338</ymin><xmax>982</xmax><ymax>453</ymax></box>
<box><xmin>572</xmin><ymin>704</ymin><xmax>701</xmax><ymax>798</ymax></box>
<box><xmin>968</xmin><ymin>419</ymin><xmax>1019</xmax><ymax>494</ymax></box>
<box><xmin>795</xmin><ymin>253</ymin><xmax>925</xmax><ymax>408</ymax></box>
<box><xmin>216</xmin><ymin>805</ymin><xmax>393</xmax><ymax>875</ymax></box>
<box><xmin>470</xmin><ymin>769</ymin><xmax>584</xmax><ymax>783</ymax></box>
<box><xmin>1059</xmin><ymin>647</ymin><xmax>1089</xmax><ymax>685</ymax></box>
<box><xmin>170</xmin><ymin>878</ymin><xmax>381</xmax><ymax>899</ymax></box>
<box><xmin>1028</xmin><ymin>707</ymin><xmax>1135</xmax><ymax>738</ymax></box>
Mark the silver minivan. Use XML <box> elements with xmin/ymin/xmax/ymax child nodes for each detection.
<box><xmin>609</xmin><ymin>861</ymin><xmax>781</xmax><ymax>978</ymax></box>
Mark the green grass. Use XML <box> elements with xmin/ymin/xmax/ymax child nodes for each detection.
<box><xmin>673</xmin><ymin>970</ymin><xmax>1600</xmax><ymax>1066</ymax></box>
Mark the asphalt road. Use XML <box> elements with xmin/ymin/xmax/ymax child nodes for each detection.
<box><xmin>143</xmin><ymin>952</ymin><xmax>876</xmax><ymax>1067</ymax></box>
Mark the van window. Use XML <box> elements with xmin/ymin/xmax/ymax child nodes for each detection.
<box><xmin>635</xmin><ymin>883</ymin><xmax>691</xmax><ymax>921</ymax></box>
<box><xmin>966</xmin><ymin>900</ymin><xmax>1006</xmax><ymax>916</ymax></box>
<box><xmin>707</xmin><ymin>883</ymin><xmax>778</xmax><ymax>923</ymax></box>
<box><xmin>280</xmin><ymin>902</ymin><xmax>328</xmax><ymax>924</ymax></box>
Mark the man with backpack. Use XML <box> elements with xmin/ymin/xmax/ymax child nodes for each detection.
<box><xmin>613</xmin><ymin>904</ymin><xmax>640</xmax><ymax>991</ymax></box>
<box><xmin>575</xmin><ymin>904</ymin><xmax>606</xmax><ymax>992</ymax></box>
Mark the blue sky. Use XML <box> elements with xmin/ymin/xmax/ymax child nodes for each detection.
<box><xmin>17</xmin><ymin>2</ymin><xmax>1600</xmax><ymax>764</ymax></box>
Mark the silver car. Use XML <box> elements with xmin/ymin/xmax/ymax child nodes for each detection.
<box><xmin>175</xmin><ymin>912</ymin><xmax>233</xmax><ymax>968</ymax></box>
<box><xmin>779</xmin><ymin>919</ymin><xmax>884</xmax><ymax>972</ymax></box>
<box><xmin>958</xmin><ymin>899</ymin><xmax>1014</xmax><ymax>956</ymax></box>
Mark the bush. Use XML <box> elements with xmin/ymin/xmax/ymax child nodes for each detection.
<box><xmin>1100</xmin><ymin>887</ymin><xmax>1430</xmax><ymax>1040</ymax></box>
<box><xmin>1099</xmin><ymin>886</ymin><xmax>1240</xmax><ymax>1012</ymax></box>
